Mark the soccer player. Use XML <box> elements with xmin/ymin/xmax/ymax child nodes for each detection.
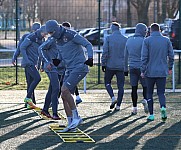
<box><xmin>124</xmin><ymin>23</ymin><xmax>148</xmax><ymax>115</ymax></box>
<box><xmin>20</xmin><ymin>25</ymin><xmax>48</xmax><ymax>109</ymax></box>
<box><xmin>141</xmin><ymin>23</ymin><xmax>174</xmax><ymax>121</ymax></box>
<box><xmin>38</xmin><ymin>35</ymin><xmax>62</xmax><ymax>120</ymax></box>
<box><xmin>12</xmin><ymin>22</ymin><xmax>41</xmax><ymax>106</ymax></box>
<box><xmin>101</xmin><ymin>22</ymin><xmax>127</xmax><ymax>111</ymax></box>
<box><xmin>62</xmin><ymin>21</ymin><xmax>83</xmax><ymax>105</ymax></box>
<box><xmin>45</xmin><ymin>20</ymin><xmax>93</xmax><ymax>132</ymax></box>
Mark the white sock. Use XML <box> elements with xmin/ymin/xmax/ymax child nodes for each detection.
<box><xmin>72</xmin><ymin>109</ymin><xmax>79</xmax><ymax>119</ymax></box>
<box><xmin>133</xmin><ymin>107</ymin><xmax>137</xmax><ymax>111</ymax></box>
<box><xmin>67</xmin><ymin>116</ymin><xmax>73</xmax><ymax>126</ymax></box>
<box><xmin>76</xmin><ymin>95</ymin><xmax>80</xmax><ymax>100</ymax></box>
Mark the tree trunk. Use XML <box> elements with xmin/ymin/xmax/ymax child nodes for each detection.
<box><xmin>112</xmin><ymin>0</ymin><xmax>117</xmax><ymax>20</ymax></box>
<box><xmin>127</xmin><ymin>0</ymin><xmax>132</xmax><ymax>26</ymax></box>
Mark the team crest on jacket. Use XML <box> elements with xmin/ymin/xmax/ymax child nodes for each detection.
<box><xmin>63</xmin><ymin>36</ymin><xmax>68</xmax><ymax>42</ymax></box>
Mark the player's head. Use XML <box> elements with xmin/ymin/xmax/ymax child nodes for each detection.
<box><xmin>111</xmin><ymin>22</ymin><xmax>120</xmax><ymax>32</ymax></box>
<box><xmin>38</xmin><ymin>25</ymin><xmax>48</xmax><ymax>37</ymax></box>
<box><xmin>45</xmin><ymin>20</ymin><xmax>59</xmax><ymax>34</ymax></box>
<box><xmin>150</xmin><ymin>23</ymin><xmax>160</xmax><ymax>32</ymax></box>
<box><xmin>135</xmin><ymin>23</ymin><xmax>147</xmax><ymax>37</ymax></box>
<box><xmin>62</xmin><ymin>21</ymin><xmax>71</xmax><ymax>29</ymax></box>
<box><xmin>31</xmin><ymin>22</ymin><xmax>41</xmax><ymax>32</ymax></box>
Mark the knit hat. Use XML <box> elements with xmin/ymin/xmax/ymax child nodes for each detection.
<box><xmin>135</xmin><ymin>23</ymin><xmax>147</xmax><ymax>37</ymax></box>
<box><xmin>45</xmin><ymin>20</ymin><xmax>59</xmax><ymax>33</ymax></box>
<box><xmin>39</xmin><ymin>25</ymin><xmax>47</xmax><ymax>34</ymax></box>
<box><xmin>31</xmin><ymin>22</ymin><xmax>41</xmax><ymax>31</ymax></box>
<box><xmin>111</xmin><ymin>22</ymin><xmax>120</xmax><ymax>32</ymax></box>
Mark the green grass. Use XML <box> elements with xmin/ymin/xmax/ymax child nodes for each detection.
<box><xmin>0</xmin><ymin>65</ymin><xmax>181</xmax><ymax>90</ymax></box>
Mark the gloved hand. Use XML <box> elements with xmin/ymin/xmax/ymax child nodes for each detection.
<box><xmin>84</xmin><ymin>58</ymin><xmax>93</xmax><ymax>67</ymax></box>
<box><xmin>52</xmin><ymin>59</ymin><xmax>61</xmax><ymax>66</ymax></box>
<box><xmin>102</xmin><ymin>66</ymin><xmax>106</xmax><ymax>72</ymax></box>
<box><xmin>124</xmin><ymin>71</ymin><xmax>128</xmax><ymax>76</ymax></box>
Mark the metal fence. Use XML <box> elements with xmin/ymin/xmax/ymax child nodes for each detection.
<box><xmin>0</xmin><ymin>0</ymin><xmax>180</xmax><ymax>90</ymax></box>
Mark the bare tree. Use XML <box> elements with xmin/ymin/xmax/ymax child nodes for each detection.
<box><xmin>112</xmin><ymin>0</ymin><xmax>117</xmax><ymax>20</ymax></box>
<box><xmin>131</xmin><ymin>0</ymin><xmax>151</xmax><ymax>25</ymax></box>
<box><xmin>127</xmin><ymin>0</ymin><xmax>132</xmax><ymax>26</ymax></box>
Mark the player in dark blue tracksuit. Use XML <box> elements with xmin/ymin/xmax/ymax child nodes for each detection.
<box><xmin>141</xmin><ymin>23</ymin><xmax>174</xmax><ymax>121</ymax></box>
<box><xmin>124</xmin><ymin>23</ymin><xmax>148</xmax><ymax>115</ymax></box>
<box><xmin>101</xmin><ymin>22</ymin><xmax>127</xmax><ymax>111</ymax></box>
<box><xmin>38</xmin><ymin>36</ymin><xmax>63</xmax><ymax>120</ymax></box>
<box><xmin>20</xmin><ymin>25</ymin><xmax>47</xmax><ymax>109</ymax></box>
<box><xmin>12</xmin><ymin>22</ymin><xmax>41</xmax><ymax>105</ymax></box>
<box><xmin>45</xmin><ymin>20</ymin><xmax>93</xmax><ymax>132</ymax></box>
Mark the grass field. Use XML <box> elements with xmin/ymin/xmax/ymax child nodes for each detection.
<box><xmin>0</xmin><ymin>64</ymin><xmax>180</xmax><ymax>90</ymax></box>
<box><xmin>0</xmin><ymin>90</ymin><xmax>181</xmax><ymax>149</ymax></box>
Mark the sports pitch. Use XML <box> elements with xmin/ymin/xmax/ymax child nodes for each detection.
<box><xmin>0</xmin><ymin>90</ymin><xmax>181</xmax><ymax>150</ymax></box>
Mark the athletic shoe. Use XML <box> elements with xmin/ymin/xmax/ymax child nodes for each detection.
<box><xmin>160</xmin><ymin>106</ymin><xmax>167</xmax><ymax>121</ymax></box>
<box><xmin>115</xmin><ymin>105</ymin><xmax>120</xmax><ymax>111</ymax></box>
<box><xmin>24</xmin><ymin>98</ymin><xmax>38</xmax><ymax>109</ymax></box>
<box><xmin>147</xmin><ymin>115</ymin><xmax>154</xmax><ymax>121</ymax></box>
<box><xmin>51</xmin><ymin>114</ymin><xmax>61</xmax><ymax>120</ymax></box>
<box><xmin>41</xmin><ymin>110</ymin><xmax>52</xmax><ymax>118</ymax></box>
<box><xmin>131</xmin><ymin>108</ymin><xmax>137</xmax><ymax>115</ymax></box>
<box><xmin>110</xmin><ymin>100</ymin><xmax>118</xmax><ymax>109</ymax></box>
<box><xmin>142</xmin><ymin>99</ymin><xmax>149</xmax><ymax>114</ymax></box>
<box><xmin>67</xmin><ymin>117</ymin><xmax>83</xmax><ymax>129</ymax></box>
<box><xmin>57</xmin><ymin>127</ymin><xmax>76</xmax><ymax>133</ymax></box>
<box><xmin>76</xmin><ymin>98</ymin><xmax>82</xmax><ymax>105</ymax></box>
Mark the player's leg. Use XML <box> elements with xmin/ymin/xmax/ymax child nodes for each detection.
<box><xmin>156</xmin><ymin>77</ymin><xmax>167</xmax><ymax>121</ymax></box>
<box><xmin>24</xmin><ymin>66</ymin><xmax>41</xmax><ymax>109</ymax></box>
<box><xmin>75</xmin><ymin>86</ymin><xmax>82</xmax><ymax>105</ymax></box>
<box><xmin>130</xmin><ymin>68</ymin><xmax>139</xmax><ymax>114</ymax></box>
<box><xmin>115</xmin><ymin>70</ymin><xmax>125</xmax><ymax>111</ymax></box>
<box><xmin>146</xmin><ymin>77</ymin><xmax>155</xmax><ymax>121</ymax></box>
<box><xmin>61</xmin><ymin>71</ymin><xmax>87</xmax><ymax>130</ymax></box>
<box><xmin>140</xmin><ymin>71</ymin><xmax>148</xmax><ymax>114</ymax></box>
<box><xmin>104</xmin><ymin>69</ymin><xmax>116</xmax><ymax>109</ymax></box>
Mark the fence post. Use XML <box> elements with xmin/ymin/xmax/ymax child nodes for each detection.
<box><xmin>97</xmin><ymin>0</ymin><xmax>101</xmax><ymax>84</ymax></box>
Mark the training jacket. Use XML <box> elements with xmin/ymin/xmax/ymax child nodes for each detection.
<box><xmin>38</xmin><ymin>36</ymin><xmax>65</xmax><ymax>74</ymax></box>
<box><xmin>12</xmin><ymin>32</ymin><xmax>30</xmax><ymax>62</ymax></box>
<box><xmin>141</xmin><ymin>31</ymin><xmax>174</xmax><ymax>77</ymax></box>
<box><xmin>101</xmin><ymin>30</ymin><xmax>127</xmax><ymax>70</ymax></box>
<box><xmin>20</xmin><ymin>30</ymin><xmax>45</xmax><ymax>67</ymax></box>
<box><xmin>53</xmin><ymin>27</ymin><xmax>93</xmax><ymax>72</ymax></box>
<box><xmin>124</xmin><ymin>33</ymin><xmax>145</xmax><ymax>71</ymax></box>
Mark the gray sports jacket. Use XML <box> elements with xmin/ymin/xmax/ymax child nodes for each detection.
<box><xmin>141</xmin><ymin>31</ymin><xmax>174</xmax><ymax>77</ymax></box>
<box><xmin>101</xmin><ymin>30</ymin><xmax>127</xmax><ymax>70</ymax></box>
<box><xmin>20</xmin><ymin>30</ymin><xmax>45</xmax><ymax>67</ymax></box>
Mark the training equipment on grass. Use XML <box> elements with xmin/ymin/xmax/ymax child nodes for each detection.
<box><xmin>49</xmin><ymin>124</ymin><xmax>95</xmax><ymax>143</ymax></box>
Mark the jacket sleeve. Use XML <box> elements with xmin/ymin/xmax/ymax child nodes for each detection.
<box><xmin>101</xmin><ymin>36</ymin><xmax>109</xmax><ymax>66</ymax></box>
<box><xmin>167</xmin><ymin>40</ymin><xmax>174</xmax><ymax>70</ymax></box>
<box><xmin>20</xmin><ymin>37</ymin><xmax>32</xmax><ymax>65</ymax></box>
<box><xmin>12</xmin><ymin>33</ymin><xmax>29</xmax><ymax>62</ymax></box>
<box><xmin>141</xmin><ymin>39</ymin><xmax>149</xmax><ymax>73</ymax></box>
<box><xmin>72</xmin><ymin>33</ymin><xmax>93</xmax><ymax>59</ymax></box>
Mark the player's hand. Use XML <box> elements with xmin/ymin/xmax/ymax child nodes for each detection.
<box><xmin>84</xmin><ymin>58</ymin><xmax>93</xmax><ymax>67</ymax></box>
<box><xmin>102</xmin><ymin>66</ymin><xmax>106</xmax><ymax>72</ymax></box>
<box><xmin>124</xmin><ymin>71</ymin><xmax>128</xmax><ymax>76</ymax></box>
